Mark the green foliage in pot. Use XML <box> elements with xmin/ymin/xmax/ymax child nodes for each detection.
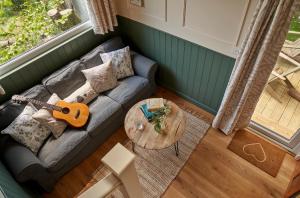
<box><xmin>150</xmin><ymin>105</ymin><xmax>171</xmax><ymax>134</ymax></box>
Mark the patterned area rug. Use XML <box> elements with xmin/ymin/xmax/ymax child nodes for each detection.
<box><xmin>87</xmin><ymin>111</ymin><xmax>210</xmax><ymax>198</ymax></box>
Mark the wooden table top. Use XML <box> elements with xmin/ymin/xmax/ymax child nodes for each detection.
<box><xmin>124</xmin><ymin>98</ymin><xmax>186</xmax><ymax>150</ymax></box>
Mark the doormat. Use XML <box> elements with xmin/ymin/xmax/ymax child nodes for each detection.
<box><xmin>228</xmin><ymin>130</ymin><xmax>286</xmax><ymax>177</ymax></box>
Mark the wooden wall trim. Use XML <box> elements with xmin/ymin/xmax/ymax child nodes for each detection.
<box><xmin>234</xmin><ymin>0</ymin><xmax>251</xmax><ymax>47</ymax></box>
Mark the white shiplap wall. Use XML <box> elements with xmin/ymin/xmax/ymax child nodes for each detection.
<box><xmin>114</xmin><ymin>0</ymin><xmax>259</xmax><ymax>58</ymax></box>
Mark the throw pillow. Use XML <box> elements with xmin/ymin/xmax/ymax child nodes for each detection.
<box><xmin>100</xmin><ymin>46</ymin><xmax>134</xmax><ymax>79</ymax></box>
<box><xmin>32</xmin><ymin>93</ymin><xmax>67</xmax><ymax>139</ymax></box>
<box><xmin>1</xmin><ymin>104</ymin><xmax>51</xmax><ymax>154</ymax></box>
<box><xmin>64</xmin><ymin>81</ymin><xmax>98</xmax><ymax>104</ymax></box>
<box><xmin>81</xmin><ymin>61</ymin><xmax>118</xmax><ymax>94</ymax></box>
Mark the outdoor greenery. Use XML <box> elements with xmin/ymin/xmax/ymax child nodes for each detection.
<box><xmin>151</xmin><ymin>105</ymin><xmax>171</xmax><ymax>134</ymax></box>
<box><xmin>0</xmin><ymin>0</ymin><xmax>80</xmax><ymax>64</ymax></box>
<box><xmin>287</xmin><ymin>12</ymin><xmax>300</xmax><ymax>41</ymax></box>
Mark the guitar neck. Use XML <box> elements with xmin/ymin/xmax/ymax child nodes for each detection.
<box><xmin>25</xmin><ymin>98</ymin><xmax>62</xmax><ymax>111</ymax></box>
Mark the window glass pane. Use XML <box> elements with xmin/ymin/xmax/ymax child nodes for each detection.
<box><xmin>287</xmin><ymin>10</ymin><xmax>300</xmax><ymax>41</ymax></box>
<box><xmin>0</xmin><ymin>0</ymin><xmax>89</xmax><ymax>65</ymax></box>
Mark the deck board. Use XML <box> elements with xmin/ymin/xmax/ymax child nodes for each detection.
<box><xmin>252</xmin><ymin>57</ymin><xmax>300</xmax><ymax>139</ymax></box>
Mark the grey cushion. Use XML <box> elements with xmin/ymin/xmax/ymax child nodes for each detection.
<box><xmin>84</xmin><ymin>95</ymin><xmax>123</xmax><ymax>137</ymax></box>
<box><xmin>38</xmin><ymin>129</ymin><xmax>89</xmax><ymax>172</ymax></box>
<box><xmin>104</xmin><ymin>76</ymin><xmax>150</xmax><ymax>110</ymax></box>
<box><xmin>42</xmin><ymin>60</ymin><xmax>86</xmax><ymax>99</ymax></box>
<box><xmin>80</xmin><ymin>37</ymin><xmax>125</xmax><ymax>69</ymax></box>
<box><xmin>0</xmin><ymin>84</ymin><xmax>50</xmax><ymax>130</ymax></box>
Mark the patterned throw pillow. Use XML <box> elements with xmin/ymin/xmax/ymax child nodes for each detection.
<box><xmin>64</xmin><ymin>81</ymin><xmax>97</xmax><ymax>104</ymax></box>
<box><xmin>32</xmin><ymin>93</ymin><xmax>67</xmax><ymax>139</ymax></box>
<box><xmin>1</xmin><ymin>104</ymin><xmax>51</xmax><ymax>154</ymax></box>
<box><xmin>100</xmin><ymin>46</ymin><xmax>134</xmax><ymax>79</ymax></box>
<box><xmin>81</xmin><ymin>60</ymin><xmax>118</xmax><ymax>93</ymax></box>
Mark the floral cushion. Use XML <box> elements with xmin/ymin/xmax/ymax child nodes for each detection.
<box><xmin>1</xmin><ymin>104</ymin><xmax>51</xmax><ymax>154</ymax></box>
<box><xmin>64</xmin><ymin>81</ymin><xmax>98</xmax><ymax>104</ymax></box>
<box><xmin>100</xmin><ymin>46</ymin><xmax>134</xmax><ymax>79</ymax></box>
<box><xmin>32</xmin><ymin>93</ymin><xmax>67</xmax><ymax>139</ymax></box>
<box><xmin>81</xmin><ymin>60</ymin><xmax>118</xmax><ymax>93</ymax></box>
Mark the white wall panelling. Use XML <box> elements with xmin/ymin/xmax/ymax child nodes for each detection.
<box><xmin>115</xmin><ymin>0</ymin><xmax>259</xmax><ymax>58</ymax></box>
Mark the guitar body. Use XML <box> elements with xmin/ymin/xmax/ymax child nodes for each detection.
<box><xmin>53</xmin><ymin>101</ymin><xmax>89</xmax><ymax>128</ymax></box>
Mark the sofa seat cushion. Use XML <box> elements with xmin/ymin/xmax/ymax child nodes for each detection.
<box><xmin>80</xmin><ymin>37</ymin><xmax>125</xmax><ymax>69</ymax></box>
<box><xmin>105</xmin><ymin>76</ymin><xmax>150</xmax><ymax>110</ymax></box>
<box><xmin>84</xmin><ymin>95</ymin><xmax>123</xmax><ymax>137</ymax></box>
<box><xmin>38</xmin><ymin>129</ymin><xmax>89</xmax><ymax>172</ymax></box>
<box><xmin>42</xmin><ymin>60</ymin><xmax>86</xmax><ymax>99</ymax></box>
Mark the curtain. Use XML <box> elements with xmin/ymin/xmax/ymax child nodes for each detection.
<box><xmin>86</xmin><ymin>0</ymin><xmax>118</xmax><ymax>34</ymax></box>
<box><xmin>212</xmin><ymin>0</ymin><xmax>297</xmax><ymax>135</ymax></box>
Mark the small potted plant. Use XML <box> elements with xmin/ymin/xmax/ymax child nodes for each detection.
<box><xmin>151</xmin><ymin>105</ymin><xmax>171</xmax><ymax>134</ymax></box>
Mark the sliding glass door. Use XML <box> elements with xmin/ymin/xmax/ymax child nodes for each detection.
<box><xmin>250</xmin><ymin>10</ymin><xmax>300</xmax><ymax>151</ymax></box>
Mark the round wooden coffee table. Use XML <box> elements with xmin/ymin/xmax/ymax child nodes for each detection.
<box><xmin>124</xmin><ymin>98</ymin><xmax>186</xmax><ymax>156</ymax></box>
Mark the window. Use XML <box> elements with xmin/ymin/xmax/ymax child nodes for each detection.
<box><xmin>0</xmin><ymin>0</ymin><xmax>90</xmax><ymax>69</ymax></box>
<box><xmin>287</xmin><ymin>12</ymin><xmax>300</xmax><ymax>41</ymax></box>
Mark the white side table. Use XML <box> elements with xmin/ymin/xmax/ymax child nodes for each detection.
<box><xmin>102</xmin><ymin>143</ymin><xmax>143</xmax><ymax>198</ymax></box>
<box><xmin>79</xmin><ymin>143</ymin><xmax>143</xmax><ymax>198</ymax></box>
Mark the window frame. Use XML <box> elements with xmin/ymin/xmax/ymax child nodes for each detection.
<box><xmin>0</xmin><ymin>21</ymin><xmax>92</xmax><ymax>76</ymax></box>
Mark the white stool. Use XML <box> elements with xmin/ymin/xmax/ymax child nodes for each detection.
<box><xmin>79</xmin><ymin>143</ymin><xmax>143</xmax><ymax>198</ymax></box>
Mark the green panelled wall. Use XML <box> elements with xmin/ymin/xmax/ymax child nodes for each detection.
<box><xmin>0</xmin><ymin>29</ymin><xmax>118</xmax><ymax>103</ymax></box>
<box><xmin>118</xmin><ymin>16</ymin><xmax>235</xmax><ymax>114</ymax></box>
<box><xmin>0</xmin><ymin>162</ymin><xmax>36</xmax><ymax>197</ymax></box>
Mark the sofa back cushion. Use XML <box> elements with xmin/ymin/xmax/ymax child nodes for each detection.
<box><xmin>0</xmin><ymin>84</ymin><xmax>50</xmax><ymax>131</ymax></box>
<box><xmin>80</xmin><ymin>37</ymin><xmax>125</xmax><ymax>69</ymax></box>
<box><xmin>42</xmin><ymin>60</ymin><xmax>86</xmax><ymax>99</ymax></box>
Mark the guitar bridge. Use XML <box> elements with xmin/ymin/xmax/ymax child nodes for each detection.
<box><xmin>75</xmin><ymin>110</ymin><xmax>80</xmax><ymax>119</ymax></box>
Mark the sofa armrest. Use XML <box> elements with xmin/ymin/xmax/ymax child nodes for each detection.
<box><xmin>2</xmin><ymin>141</ymin><xmax>55</xmax><ymax>191</ymax></box>
<box><xmin>131</xmin><ymin>52</ymin><xmax>157</xmax><ymax>83</ymax></box>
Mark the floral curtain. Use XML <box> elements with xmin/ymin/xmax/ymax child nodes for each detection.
<box><xmin>86</xmin><ymin>0</ymin><xmax>118</xmax><ymax>34</ymax></box>
<box><xmin>212</xmin><ymin>0</ymin><xmax>297</xmax><ymax>134</ymax></box>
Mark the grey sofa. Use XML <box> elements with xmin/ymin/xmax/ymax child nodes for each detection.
<box><xmin>0</xmin><ymin>37</ymin><xmax>157</xmax><ymax>191</ymax></box>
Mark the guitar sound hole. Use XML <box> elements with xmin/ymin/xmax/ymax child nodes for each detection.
<box><xmin>62</xmin><ymin>107</ymin><xmax>70</xmax><ymax>114</ymax></box>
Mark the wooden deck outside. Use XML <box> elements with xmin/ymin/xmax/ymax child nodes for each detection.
<box><xmin>252</xmin><ymin>57</ymin><xmax>300</xmax><ymax>139</ymax></box>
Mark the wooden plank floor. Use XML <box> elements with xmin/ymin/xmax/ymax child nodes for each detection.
<box><xmin>44</xmin><ymin>87</ymin><xmax>297</xmax><ymax>198</ymax></box>
<box><xmin>252</xmin><ymin>57</ymin><xmax>300</xmax><ymax>139</ymax></box>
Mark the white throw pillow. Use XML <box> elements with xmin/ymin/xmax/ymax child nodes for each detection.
<box><xmin>32</xmin><ymin>93</ymin><xmax>67</xmax><ymax>139</ymax></box>
<box><xmin>1</xmin><ymin>104</ymin><xmax>51</xmax><ymax>154</ymax></box>
<box><xmin>64</xmin><ymin>81</ymin><xmax>97</xmax><ymax>104</ymax></box>
<box><xmin>81</xmin><ymin>61</ymin><xmax>118</xmax><ymax>93</ymax></box>
<box><xmin>100</xmin><ymin>46</ymin><xmax>134</xmax><ymax>79</ymax></box>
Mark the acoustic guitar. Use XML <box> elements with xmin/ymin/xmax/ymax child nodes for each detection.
<box><xmin>12</xmin><ymin>95</ymin><xmax>90</xmax><ymax>128</ymax></box>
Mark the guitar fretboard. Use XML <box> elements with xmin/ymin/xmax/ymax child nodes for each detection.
<box><xmin>25</xmin><ymin>98</ymin><xmax>62</xmax><ymax>111</ymax></box>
